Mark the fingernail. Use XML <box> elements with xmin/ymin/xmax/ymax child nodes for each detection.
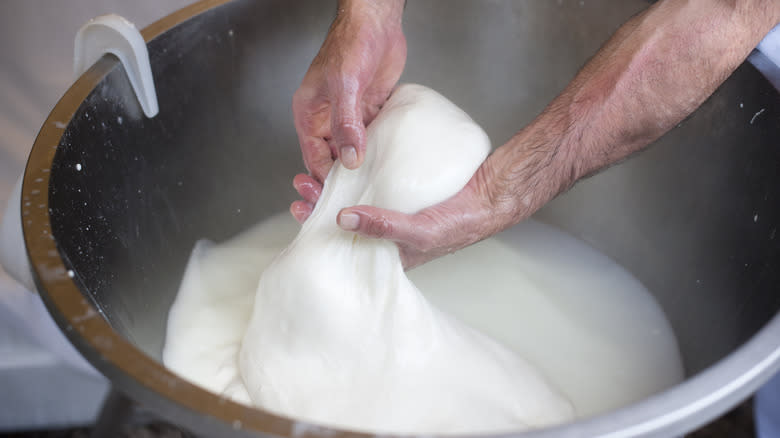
<box><xmin>340</xmin><ymin>146</ymin><xmax>358</xmax><ymax>169</ymax></box>
<box><xmin>338</xmin><ymin>212</ymin><xmax>360</xmax><ymax>230</ymax></box>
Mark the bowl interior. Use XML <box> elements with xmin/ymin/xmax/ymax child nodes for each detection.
<box><xmin>43</xmin><ymin>0</ymin><xmax>780</xmax><ymax>416</ymax></box>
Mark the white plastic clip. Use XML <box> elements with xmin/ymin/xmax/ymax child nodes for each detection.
<box><xmin>73</xmin><ymin>14</ymin><xmax>159</xmax><ymax>118</ymax></box>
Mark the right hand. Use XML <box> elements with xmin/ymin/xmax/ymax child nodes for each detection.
<box><xmin>291</xmin><ymin>0</ymin><xmax>407</xmax><ymax>223</ymax></box>
<box><xmin>333</xmin><ymin>129</ymin><xmax>578</xmax><ymax>269</ymax></box>
<box><xmin>290</xmin><ymin>120</ymin><xmax>580</xmax><ymax>270</ymax></box>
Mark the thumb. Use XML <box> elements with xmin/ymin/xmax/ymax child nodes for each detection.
<box><xmin>330</xmin><ymin>81</ymin><xmax>367</xmax><ymax>170</ymax></box>
<box><xmin>336</xmin><ymin>206</ymin><xmax>440</xmax><ymax>251</ymax></box>
<box><xmin>337</xmin><ymin>204</ymin><xmax>466</xmax><ymax>270</ymax></box>
<box><xmin>335</xmin><ymin>175</ymin><xmax>505</xmax><ymax>268</ymax></box>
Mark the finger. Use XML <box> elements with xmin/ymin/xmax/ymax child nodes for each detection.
<box><xmin>290</xmin><ymin>200</ymin><xmax>314</xmax><ymax>224</ymax></box>
<box><xmin>293</xmin><ymin>91</ymin><xmax>335</xmax><ymax>182</ymax></box>
<box><xmin>336</xmin><ymin>206</ymin><xmax>439</xmax><ymax>250</ymax></box>
<box><xmin>330</xmin><ymin>77</ymin><xmax>367</xmax><ymax>170</ymax></box>
<box><xmin>300</xmin><ymin>137</ymin><xmax>335</xmax><ymax>183</ymax></box>
<box><xmin>293</xmin><ymin>173</ymin><xmax>323</xmax><ymax>205</ymax></box>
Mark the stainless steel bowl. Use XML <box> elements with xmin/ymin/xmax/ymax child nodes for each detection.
<box><xmin>22</xmin><ymin>0</ymin><xmax>780</xmax><ymax>436</ymax></box>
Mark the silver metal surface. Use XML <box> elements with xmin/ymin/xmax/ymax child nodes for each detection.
<box><xmin>22</xmin><ymin>0</ymin><xmax>780</xmax><ymax>437</ymax></box>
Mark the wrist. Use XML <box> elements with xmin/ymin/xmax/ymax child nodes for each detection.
<box><xmin>338</xmin><ymin>0</ymin><xmax>405</xmax><ymax>29</ymax></box>
<box><xmin>474</xmin><ymin>105</ymin><xmax>586</xmax><ymax>235</ymax></box>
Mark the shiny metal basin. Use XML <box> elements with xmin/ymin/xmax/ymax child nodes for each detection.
<box><xmin>22</xmin><ymin>0</ymin><xmax>780</xmax><ymax>436</ymax></box>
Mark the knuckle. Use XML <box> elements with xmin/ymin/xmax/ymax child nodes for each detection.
<box><xmin>301</xmin><ymin>137</ymin><xmax>321</xmax><ymax>152</ymax></box>
<box><xmin>332</xmin><ymin>121</ymin><xmax>364</xmax><ymax>147</ymax></box>
<box><xmin>336</xmin><ymin>119</ymin><xmax>362</xmax><ymax>136</ymax></box>
<box><xmin>366</xmin><ymin>215</ymin><xmax>392</xmax><ymax>239</ymax></box>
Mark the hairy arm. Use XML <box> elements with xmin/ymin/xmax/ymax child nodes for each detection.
<box><xmin>338</xmin><ymin>0</ymin><xmax>780</xmax><ymax>269</ymax></box>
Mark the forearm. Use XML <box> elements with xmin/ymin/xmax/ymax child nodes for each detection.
<box><xmin>485</xmin><ymin>0</ymin><xmax>780</xmax><ymax>228</ymax></box>
<box><xmin>567</xmin><ymin>0</ymin><xmax>780</xmax><ymax>176</ymax></box>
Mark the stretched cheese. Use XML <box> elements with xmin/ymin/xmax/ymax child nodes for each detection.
<box><xmin>238</xmin><ymin>84</ymin><xmax>574</xmax><ymax>434</ymax></box>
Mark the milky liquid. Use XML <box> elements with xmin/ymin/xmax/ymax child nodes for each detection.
<box><xmin>163</xmin><ymin>212</ymin><xmax>684</xmax><ymax>423</ymax></box>
<box><xmin>410</xmin><ymin>220</ymin><xmax>684</xmax><ymax>417</ymax></box>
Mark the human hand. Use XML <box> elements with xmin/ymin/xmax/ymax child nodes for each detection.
<box><xmin>333</xmin><ymin>128</ymin><xmax>578</xmax><ymax>269</ymax></box>
<box><xmin>291</xmin><ymin>0</ymin><xmax>406</xmax><ymax>216</ymax></box>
